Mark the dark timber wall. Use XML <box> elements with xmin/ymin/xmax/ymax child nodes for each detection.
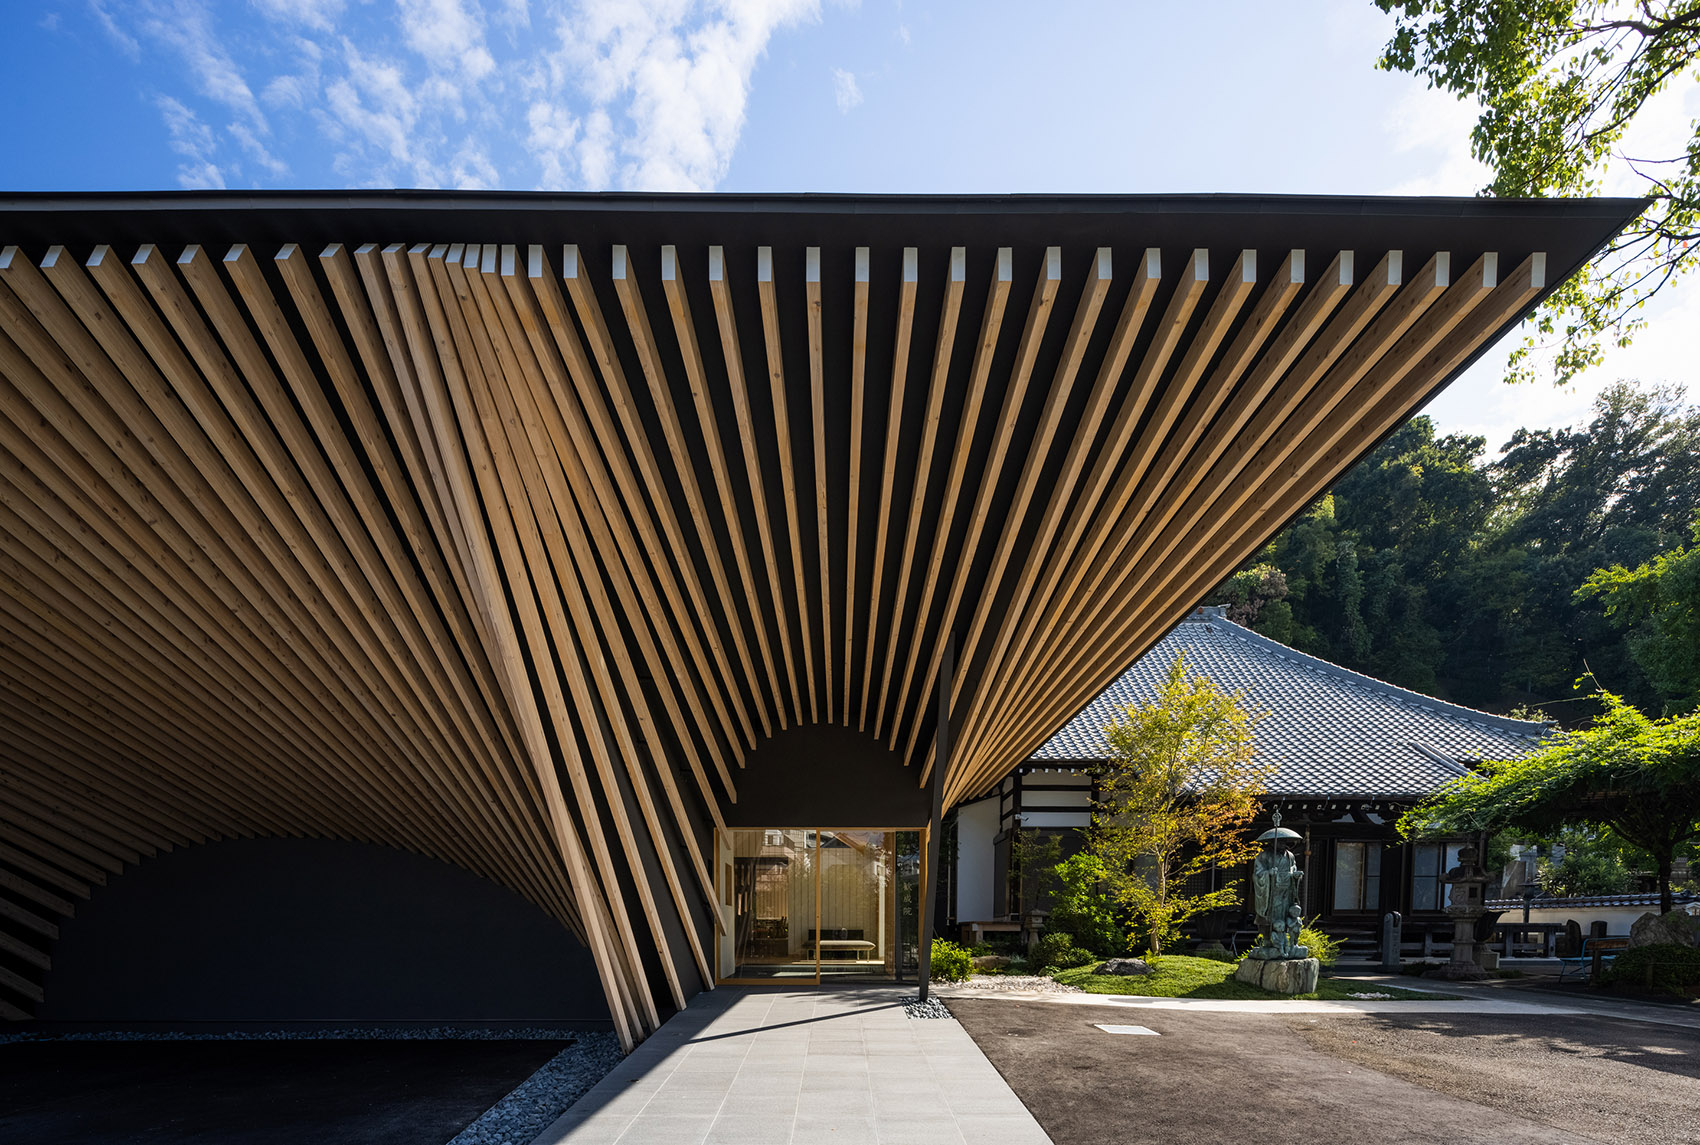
<box><xmin>36</xmin><ymin>837</ymin><xmax>611</xmax><ymax>1027</ymax></box>
<box><xmin>724</xmin><ymin>723</ymin><xmax>932</xmax><ymax>828</ymax></box>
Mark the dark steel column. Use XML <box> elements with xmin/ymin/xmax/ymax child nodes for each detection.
<box><xmin>918</xmin><ymin>635</ymin><xmax>953</xmax><ymax>1002</ymax></box>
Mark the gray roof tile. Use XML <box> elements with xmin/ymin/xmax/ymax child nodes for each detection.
<box><xmin>1029</xmin><ymin>607</ymin><xmax>1547</xmax><ymax>798</ymax></box>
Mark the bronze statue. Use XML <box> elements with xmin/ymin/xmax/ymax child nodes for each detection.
<box><xmin>1249</xmin><ymin>810</ymin><xmax>1309</xmax><ymax>960</ymax></box>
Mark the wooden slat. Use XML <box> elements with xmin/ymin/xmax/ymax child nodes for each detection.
<box><xmin>858</xmin><ymin>248</ymin><xmax>919</xmax><ymax>731</ymax></box>
<box><xmin>805</xmin><ymin>247</ymin><xmax>833</xmax><ymax>721</ymax></box>
<box><xmin>906</xmin><ymin>246</ymin><xmax>1063</xmax><ymax>777</ymax></box>
<box><xmin>886</xmin><ymin>249</ymin><xmax>1012</xmax><ymax>748</ymax></box>
<box><xmin>661</xmin><ymin>245</ymin><xmax>787</xmax><ymax>728</ymax></box>
<box><xmin>970</xmin><ymin>253</ymin><xmax>1485</xmax><ymax>788</ymax></box>
<box><xmin>563</xmin><ymin>245</ymin><xmax>756</xmax><ymax>753</ymax></box>
<box><xmin>871</xmin><ymin>249</ymin><xmax>965</xmax><ymax>737</ymax></box>
<box><xmin>709</xmin><ymin>246</ymin><xmax>802</xmax><ymax>725</ymax></box>
<box><xmin>843</xmin><ymin>246</ymin><xmax>869</xmax><ymax>725</ymax></box>
<box><xmin>756</xmin><ymin>246</ymin><xmax>818</xmax><ymax>722</ymax></box>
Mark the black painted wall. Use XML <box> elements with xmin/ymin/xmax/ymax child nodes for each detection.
<box><xmin>37</xmin><ymin>836</ymin><xmax>611</xmax><ymax>1026</ymax></box>
<box><xmin>723</xmin><ymin>722</ymin><xmax>932</xmax><ymax>828</ymax></box>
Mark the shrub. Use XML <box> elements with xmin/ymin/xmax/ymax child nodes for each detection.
<box><xmin>1601</xmin><ymin>943</ymin><xmax>1700</xmax><ymax>996</ymax></box>
<box><xmin>1047</xmin><ymin>852</ymin><xmax>1129</xmax><ymax>956</ymax></box>
<box><xmin>1035</xmin><ymin>932</ymin><xmax>1097</xmax><ymax>970</ymax></box>
<box><xmin>1298</xmin><ymin>920</ymin><xmax>1343</xmax><ymax>968</ymax></box>
<box><xmin>930</xmin><ymin>939</ymin><xmax>974</xmax><ymax>983</ymax></box>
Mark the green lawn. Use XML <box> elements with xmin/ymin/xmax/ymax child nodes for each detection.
<box><xmin>1047</xmin><ymin>956</ymin><xmax>1446</xmax><ymax>1001</ymax></box>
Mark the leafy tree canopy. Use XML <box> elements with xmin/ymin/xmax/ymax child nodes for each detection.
<box><xmin>1218</xmin><ymin>382</ymin><xmax>1699</xmax><ymax>715</ymax></box>
<box><xmin>1579</xmin><ymin>513</ymin><xmax>1700</xmax><ymax>713</ymax></box>
<box><xmin>1092</xmin><ymin>653</ymin><xmax>1268</xmax><ymax>954</ymax></box>
<box><xmin>1400</xmin><ymin>692</ymin><xmax>1700</xmax><ymax>910</ymax></box>
<box><xmin>1375</xmin><ymin>0</ymin><xmax>1700</xmax><ymax>384</ymax></box>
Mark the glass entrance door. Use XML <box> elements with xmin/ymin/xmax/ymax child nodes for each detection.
<box><xmin>716</xmin><ymin>828</ymin><xmax>921</xmax><ymax>984</ymax></box>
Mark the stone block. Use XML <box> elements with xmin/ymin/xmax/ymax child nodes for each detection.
<box><xmin>1095</xmin><ymin>958</ymin><xmax>1153</xmax><ymax>976</ymax></box>
<box><xmin>1629</xmin><ymin>910</ymin><xmax>1700</xmax><ymax>948</ymax></box>
<box><xmin>1232</xmin><ymin>956</ymin><xmax>1319</xmax><ymax>994</ymax></box>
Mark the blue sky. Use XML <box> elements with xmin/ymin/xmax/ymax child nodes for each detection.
<box><xmin>5</xmin><ymin>0</ymin><xmax>1696</xmax><ymax>446</ymax></box>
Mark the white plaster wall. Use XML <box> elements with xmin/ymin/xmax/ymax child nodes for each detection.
<box><xmin>956</xmin><ymin>798</ymin><xmax>999</xmax><ymax>924</ymax></box>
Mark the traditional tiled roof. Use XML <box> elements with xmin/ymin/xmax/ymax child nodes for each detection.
<box><xmin>1486</xmin><ymin>892</ymin><xmax>1699</xmax><ymax>911</ymax></box>
<box><xmin>1030</xmin><ymin>606</ymin><xmax>1548</xmax><ymax>798</ymax></box>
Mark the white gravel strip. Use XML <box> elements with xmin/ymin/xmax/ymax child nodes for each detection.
<box><xmin>936</xmin><ymin>973</ymin><xmax>1083</xmax><ymax>994</ymax></box>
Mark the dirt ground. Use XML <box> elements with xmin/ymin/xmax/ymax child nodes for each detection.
<box><xmin>947</xmin><ymin>998</ymin><xmax>1700</xmax><ymax>1145</ymax></box>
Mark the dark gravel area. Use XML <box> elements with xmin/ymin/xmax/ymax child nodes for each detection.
<box><xmin>0</xmin><ymin>1037</ymin><xmax>570</xmax><ymax>1145</ymax></box>
<box><xmin>1285</xmin><ymin>1012</ymin><xmax>1700</xmax><ymax>1145</ymax></box>
<box><xmin>949</xmin><ymin>998</ymin><xmax>1620</xmax><ymax>1145</ymax></box>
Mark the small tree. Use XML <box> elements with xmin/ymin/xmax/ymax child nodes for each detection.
<box><xmin>1092</xmin><ymin>653</ymin><xmax>1268</xmax><ymax>954</ymax></box>
<box><xmin>1401</xmin><ymin>692</ymin><xmax>1700</xmax><ymax>913</ymax></box>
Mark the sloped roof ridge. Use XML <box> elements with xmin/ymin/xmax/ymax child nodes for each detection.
<box><xmin>1189</xmin><ymin>607</ymin><xmax>1547</xmax><ymax>742</ymax></box>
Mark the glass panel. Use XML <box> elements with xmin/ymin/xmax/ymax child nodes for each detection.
<box><xmin>1333</xmin><ymin>842</ymin><xmax>1364</xmax><ymax>911</ymax></box>
<box><xmin>727</xmin><ymin>828</ymin><xmax>818</xmax><ymax>980</ymax></box>
<box><xmin>1411</xmin><ymin>843</ymin><xmax>1439</xmax><ymax>911</ymax></box>
<box><xmin>1365</xmin><ymin>845</ymin><xmax>1381</xmax><ymax>911</ymax></box>
<box><xmin>817</xmin><ymin>831</ymin><xmax>900</xmax><ymax>981</ymax></box>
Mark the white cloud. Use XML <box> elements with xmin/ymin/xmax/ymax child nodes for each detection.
<box><xmin>100</xmin><ymin>0</ymin><xmax>822</xmax><ymax>191</ymax></box>
<box><xmin>156</xmin><ymin>95</ymin><xmax>226</xmax><ymax>188</ymax></box>
<box><xmin>832</xmin><ymin>67</ymin><xmax>861</xmax><ymax>114</ymax></box>
<box><xmin>89</xmin><ymin>0</ymin><xmax>141</xmax><ymax>58</ymax></box>
<box><xmin>527</xmin><ymin>100</ymin><xmax>580</xmax><ymax>188</ymax></box>
<box><xmin>534</xmin><ymin>0</ymin><xmax>821</xmax><ymax>190</ymax></box>
<box><xmin>252</xmin><ymin>0</ymin><xmax>345</xmax><ymax>32</ymax></box>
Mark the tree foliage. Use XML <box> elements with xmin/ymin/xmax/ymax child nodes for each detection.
<box><xmin>1218</xmin><ymin>382</ymin><xmax>1700</xmax><ymax>715</ymax></box>
<box><xmin>1400</xmin><ymin>693</ymin><xmax>1700</xmax><ymax>911</ymax></box>
<box><xmin>1375</xmin><ymin>0</ymin><xmax>1700</xmax><ymax>384</ymax></box>
<box><xmin>1092</xmin><ymin>654</ymin><xmax>1268</xmax><ymax>955</ymax></box>
<box><xmin>1578</xmin><ymin>514</ymin><xmax>1700</xmax><ymax>713</ymax></box>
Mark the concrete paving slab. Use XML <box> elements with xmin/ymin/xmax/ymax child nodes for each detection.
<box><xmin>531</xmin><ymin>987</ymin><xmax>1052</xmax><ymax>1145</ymax></box>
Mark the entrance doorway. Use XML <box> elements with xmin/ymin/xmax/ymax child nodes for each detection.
<box><xmin>715</xmin><ymin>829</ymin><xmax>923</xmax><ymax>985</ymax></box>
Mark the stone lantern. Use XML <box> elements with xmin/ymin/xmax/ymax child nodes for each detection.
<box><xmin>1426</xmin><ymin>842</ymin><xmax>1490</xmax><ymax>981</ymax></box>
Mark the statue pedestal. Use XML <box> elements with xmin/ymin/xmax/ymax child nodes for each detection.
<box><xmin>1234</xmin><ymin>956</ymin><xmax>1319</xmax><ymax>995</ymax></box>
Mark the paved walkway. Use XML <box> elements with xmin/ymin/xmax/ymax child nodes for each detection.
<box><xmin>532</xmin><ymin>987</ymin><xmax>1051</xmax><ymax>1145</ymax></box>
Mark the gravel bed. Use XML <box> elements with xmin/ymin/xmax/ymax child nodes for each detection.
<box><xmin>448</xmin><ymin>1033</ymin><xmax>622</xmax><ymax>1145</ymax></box>
<box><xmin>903</xmin><ymin>997</ymin><xmax>953</xmax><ymax>1019</ymax></box>
<box><xmin>942</xmin><ymin>973</ymin><xmax>1082</xmax><ymax>994</ymax></box>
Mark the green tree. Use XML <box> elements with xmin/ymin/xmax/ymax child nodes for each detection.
<box><xmin>1375</xmin><ymin>0</ymin><xmax>1700</xmax><ymax>384</ymax></box>
<box><xmin>1579</xmin><ymin>514</ymin><xmax>1700</xmax><ymax>713</ymax></box>
<box><xmin>1401</xmin><ymin>692</ymin><xmax>1700</xmax><ymax>912</ymax></box>
<box><xmin>1534</xmin><ymin>826</ymin><xmax>1637</xmax><ymax>896</ymax></box>
<box><xmin>1092</xmin><ymin>654</ymin><xmax>1268</xmax><ymax>954</ymax></box>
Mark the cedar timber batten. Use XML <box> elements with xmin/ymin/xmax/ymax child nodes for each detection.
<box><xmin>0</xmin><ymin>190</ymin><xmax>1635</xmax><ymax>1039</ymax></box>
